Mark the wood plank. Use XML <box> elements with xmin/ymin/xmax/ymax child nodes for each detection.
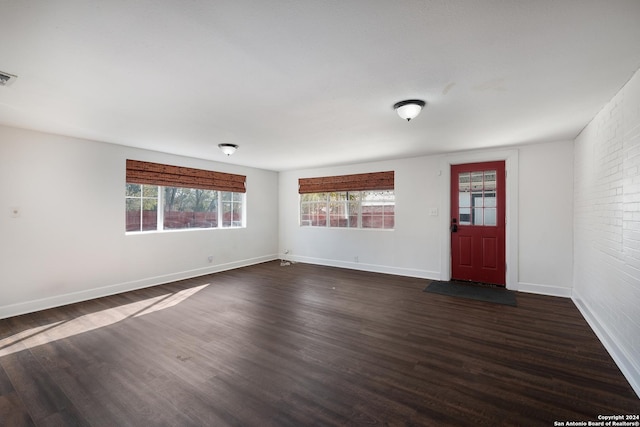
<box><xmin>0</xmin><ymin>363</ymin><xmax>35</xmax><ymax>427</ymax></box>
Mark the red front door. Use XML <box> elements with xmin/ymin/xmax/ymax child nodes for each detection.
<box><xmin>451</xmin><ymin>161</ymin><xmax>506</xmax><ymax>285</ymax></box>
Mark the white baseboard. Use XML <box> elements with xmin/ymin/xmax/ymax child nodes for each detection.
<box><xmin>516</xmin><ymin>281</ymin><xmax>573</xmax><ymax>298</ymax></box>
<box><xmin>283</xmin><ymin>254</ymin><xmax>440</xmax><ymax>280</ymax></box>
<box><xmin>0</xmin><ymin>254</ymin><xmax>278</xmax><ymax>320</ymax></box>
<box><xmin>572</xmin><ymin>289</ymin><xmax>640</xmax><ymax>399</ymax></box>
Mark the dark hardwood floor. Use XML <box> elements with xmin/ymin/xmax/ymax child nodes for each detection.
<box><xmin>0</xmin><ymin>261</ymin><xmax>638</xmax><ymax>426</ymax></box>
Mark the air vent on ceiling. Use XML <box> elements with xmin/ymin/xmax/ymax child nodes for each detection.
<box><xmin>0</xmin><ymin>70</ymin><xmax>18</xmax><ymax>87</ymax></box>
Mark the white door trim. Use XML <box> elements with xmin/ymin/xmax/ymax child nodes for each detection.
<box><xmin>439</xmin><ymin>149</ymin><xmax>519</xmax><ymax>290</ymax></box>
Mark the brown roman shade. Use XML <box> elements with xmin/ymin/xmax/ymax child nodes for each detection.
<box><xmin>126</xmin><ymin>159</ymin><xmax>246</xmax><ymax>193</ymax></box>
<box><xmin>298</xmin><ymin>171</ymin><xmax>394</xmax><ymax>194</ymax></box>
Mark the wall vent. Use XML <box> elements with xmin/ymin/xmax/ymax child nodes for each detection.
<box><xmin>0</xmin><ymin>71</ymin><xmax>17</xmax><ymax>87</ymax></box>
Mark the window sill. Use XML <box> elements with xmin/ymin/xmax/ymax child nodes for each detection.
<box><xmin>125</xmin><ymin>226</ymin><xmax>245</xmax><ymax>235</ymax></box>
<box><xmin>298</xmin><ymin>226</ymin><xmax>394</xmax><ymax>232</ymax></box>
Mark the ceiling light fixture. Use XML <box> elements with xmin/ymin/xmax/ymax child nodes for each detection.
<box><xmin>218</xmin><ymin>143</ymin><xmax>238</xmax><ymax>156</ymax></box>
<box><xmin>0</xmin><ymin>70</ymin><xmax>18</xmax><ymax>87</ymax></box>
<box><xmin>393</xmin><ymin>99</ymin><xmax>426</xmax><ymax>121</ymax></box>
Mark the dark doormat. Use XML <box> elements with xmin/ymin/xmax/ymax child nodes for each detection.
<box><xmin>423</xmin><ymin>280</ymin><xmax>517</xmax><ymax>306</ymax></box>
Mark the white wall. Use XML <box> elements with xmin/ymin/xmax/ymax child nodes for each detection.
<box><xmin>0</xmin><ymin>125</ymin><xmax>279</xmax><ymax>318</ymax></box>
<box><xmin>279</xmin><ymin>156</ymin><xmax>443</xmax><ymax>279</ymax></box>
<box><xmin>573</xmin><ymin>68</ymin><xmax>640</xmax><ymax>396</ymax></box>
<box><xmin>279</xmin><ymin>141</ymin><xmax>574</xmax><ymax>296</ymax></box>
<box><xmin>518</xmin><ymin>141</ymin><xmax>574</xmax><ymax>296</ymax></box>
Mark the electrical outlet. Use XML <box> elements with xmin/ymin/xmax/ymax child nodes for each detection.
<box><xmin>207</xmin><ymin>255</ymin><xmax>214</xmax><ymax>263</ymax></box>
<box><xmin>429</xmin><ymin>208</ymin><xmax>438</xmax><ymax>216</ymax></box>
<box><xmin>354</xmin><ymin>256</ymin><xmax>359</xmax><ymax>263</ymax></box>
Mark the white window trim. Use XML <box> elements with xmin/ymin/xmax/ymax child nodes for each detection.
<box><xmin>126</xmin><ymin>186</ymin><xmax>246</xmax><ymax>234</ymax></box>
<box><xmin>299</xmin><ymin>190</ymin><xmax>395</xmax><ymax>230</ymax></box>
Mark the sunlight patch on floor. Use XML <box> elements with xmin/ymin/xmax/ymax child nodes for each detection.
<box><xmin>0</xmin><ymin>284</ymin><xmax>209</xmax><ymax>357</ymax></box>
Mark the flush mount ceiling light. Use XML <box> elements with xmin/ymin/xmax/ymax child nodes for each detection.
<box><xmin>393</xmin><ymin>99</ymin><xmax>426</xmax><ymax>121</ymax></box>
<box><xmin>218</xmin><ymin>143</ymin><xmax>238</xmax><ymax>156</ymax></box>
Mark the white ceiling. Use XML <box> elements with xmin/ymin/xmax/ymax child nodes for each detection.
<box><xmin>1</xmin><ymin>1</ymin><xmax>640</xmax><ymax>171</ymax></box>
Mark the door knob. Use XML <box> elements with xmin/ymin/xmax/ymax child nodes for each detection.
<box><xmin>450</xmin><ymin>218</ymin><xmax>458</xmax><ymax>233</ymax></box>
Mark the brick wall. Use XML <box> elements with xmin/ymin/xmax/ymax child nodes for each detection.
<box><xmin>573</xmin><ymin>67</ymin><xmax>640</xmax><ymax>395</ymax></box>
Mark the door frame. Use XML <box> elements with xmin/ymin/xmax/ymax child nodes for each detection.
<box><xmin>439</xmin><ymin>149</ymin><xmax>519</xmax><ymax>290</ymax></box>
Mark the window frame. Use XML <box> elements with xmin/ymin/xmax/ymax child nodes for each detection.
<box><xmin>299</xmin><ymin>190</ymin><xmax>395</xmax><ymax>230</ymax></box>
<box><xmin>126</xmin><ymin>184</ymin><xmax>246</xmax><ymax>234</ymax></box>
<box><xmin>298</xmin><ymin>171</ymin><xmax>395</xmax><ymax>230</ymax></box>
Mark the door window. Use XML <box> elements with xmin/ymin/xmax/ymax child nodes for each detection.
<box><xmin>458</xmin><ymin>170</ymin><xmax>497</xmax><ymax>226</ymax></box>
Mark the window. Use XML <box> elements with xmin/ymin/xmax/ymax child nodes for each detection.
<box><xmin>126</xmin><ymin>160</ymin><xmax>246</xmax><ymax>233</ymax></box>
<box><xmin>126</xmin><ymin>184</ymin><xmax>158</xmax><ymax>231</ymax></box>
<box><xmin>361</xmin><ymin>190</ymin><xmax>395</xmax><ymax>229</ymax></box>
<box><xmin>300</xmin><ymin>192</ymin><xmax>327</xmax><ymax>227</ymax></box>
<box><xmin>458</xmin><ymin>170</ymin><xmax>496</xmax><ymax>226</ymax></box>
<box><xmin>299</xmin><ymin>171</ymin><xmax>394</xmax><ymax>229</ymax></box>
<box><xmin>329</xmin><ymin>191</ymin><xmax>359</xmax><ymax>228</ymax></box>
<box><xmin>221</xmin><ymin>191</ymin><xmax>244</xmax><ymax>227</ymax></box>
<box><xmin>299</xmin><ymin>170</ymin><xmax>395</xmax><ymax>230</ymax></box>
<box><xmin>126</xmin><ymin>185</ymin><xmax>244</xmax><ymax>232</ymax></box>
<box><xmin>163</xmin><ymin>187</ymin><xmax>219</xmax><ymax>229</ymax></box>
<box><xmin>300</xmin><ymin>190</ymin><xmax>394</xmax><ymax>229</ymax></box>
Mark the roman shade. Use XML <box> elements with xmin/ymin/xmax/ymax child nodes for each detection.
<box><xmin>298</xmin><ymin>171</ymin><xmax>394</xmax><ymax>194</ymax></box>
<box><xmin>126</xmin><ymin>159</ymin><xmax>246</xmax><ymax>193</ymax></box>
